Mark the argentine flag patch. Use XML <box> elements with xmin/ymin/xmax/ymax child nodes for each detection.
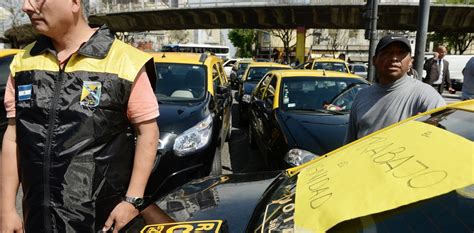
<box><xmin>18</xmin><ymin>84</ymin><xmax>32</xmax><ymax>101</ymax></box>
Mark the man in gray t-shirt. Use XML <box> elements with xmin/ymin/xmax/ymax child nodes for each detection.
<box><xmin>345</xmin><ymin>35</ymin><xmax>446</xmax><ymax>144</ymax></box>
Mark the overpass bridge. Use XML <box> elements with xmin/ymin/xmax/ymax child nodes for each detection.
<box><xmin>89</xmin><ymin>0</ymin><xmax>474</xmax><ymax>33</ymax></box>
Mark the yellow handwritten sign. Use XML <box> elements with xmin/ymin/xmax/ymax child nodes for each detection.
<box><xmin>141</xmin><ymin>220</ymin><xmax>223</xmax><ymax>233</ymax></box>
<box><xmin>294</xmin><ymin>121</ymin><xmax>473</xmax><ymax>233</ymax></box>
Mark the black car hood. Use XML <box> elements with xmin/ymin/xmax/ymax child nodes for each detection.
<box><xmin>278</xmin><ymin>111</ymin><xmax>349</xmax><ymax>155</ymax></box>
<box><xmin>152</xmin><ymin>172</ymin><xmax>280</xmax><ymax>233</ymax></box>
<box><xmin>156</xmin><ymin>96</ymin><xmax>210</xmax><ymax>135</ymax></box>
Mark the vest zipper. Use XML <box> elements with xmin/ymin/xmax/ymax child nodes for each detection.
<box><xmin>43</xmin><ymin>59</ymin><xmax>69</xmax><ymax>232</ymax></box>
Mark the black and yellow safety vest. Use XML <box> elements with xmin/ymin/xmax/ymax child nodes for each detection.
<box><xmin>10</xmin><ymin>26</ymin><xmax>156</xmax><ymax>232</ymax></box>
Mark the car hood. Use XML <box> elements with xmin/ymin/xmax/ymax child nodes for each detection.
<box><xmin>278</xmin><ymin>111</ymin><xmax>349</xmax><ymax>155</ymax></box>
<box><xmin>243</xmin><ymin>82</ymin><xmax>258</xmax><ymax>95</ymax></box>
<box><xmin>151</xmin><ymin>172</ymin><xmax>281</xmax><ymax>233</ymax></box>
<box><xmin>156</xmin><ymin>96</ymin><xmax>210</xmax><ymax>135</ymax></box>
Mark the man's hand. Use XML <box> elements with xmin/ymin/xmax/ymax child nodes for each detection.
<box><xmin>102</xmin><ymin>201</ymin><xmax>139</xmax><ymax>233</ymax></box>
<box><xmin>448</xmin><ymin>87</ymin><xmax>456</xmax><ymax>94</ymax></box>
<box><xmin>0</xmin><ymin>210</ymin><xmax>23</xmax><ymax>233</ymax></box>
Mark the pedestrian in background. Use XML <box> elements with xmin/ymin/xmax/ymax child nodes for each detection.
<box><xmin>0</xmin><ymin>0</ymin><xmax>164</xmax><ymax>232</ymax></box>
<box><xmin>423</xmin><ymin>46</ymin><xmax>456</xmax><ymax>94</ymax></box>
<box><xmin>461</xmin><ymin>57</ymin><xmax>474</xmax><ymax>100</ymax></box>
<box><xmin>345</xmin><ymin>35</ymin><xmax>445</xmax><ymax>144</ymax></box>
<box><xmin>407</xmin><ymin>57</ymin><xmax>421</xmax><ymax>80</ymax></box>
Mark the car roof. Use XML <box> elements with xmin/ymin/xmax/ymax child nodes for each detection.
<box><xmin>448</xmin><ymin>99</ymin><xmax>474</xmax><ymax>112</ymax></box>
<box><xmin>0</xmin><ymin>49</ymin><xmax>22</xmax><ymax>57</ymax></box>
<box><xmin>269</xmin><ymin>69</ymin><xmax>362</xmax><ymax>79</ymax></box>
<box><xmin>313</xmin><ymin>58</ymin><xmax>346</xmax><ymax>63</ymax></box>
<box><xmin>149</xmin><ymin>52</ymin><xmax>222</xmax><ymax>65</ymax></box>
<box><xmin>247</xmin><ymin>62</ymin><xmax>291</xmax><ymax>68</ymax></box>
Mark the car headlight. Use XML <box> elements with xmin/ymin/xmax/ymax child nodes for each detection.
<box><xmin>242</xmin><ymin>94</ymin><xmax>251</xmax><ymax>103</ymax></box>
<box><xmin>284</xmin><ymin>148</ymin><xmax>320</xmax><ymax>167</ymax></box>
<box><xmin>173</xmin><ymin>115</ymin><xmax>213</xmax><ymax>156</ymax></box>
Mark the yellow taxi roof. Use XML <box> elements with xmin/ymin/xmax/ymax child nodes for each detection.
<box><xmin>0</xmin><ymin>49</ymin><xmax>22</xmax><ymax>57</ymax></box>
<box><xmin>313</xmin><ymin>58</ymin><xmax>346</xmax><ymax>63</ymax></box>
<box><xmin>149</xmin><ymin>52</ymin><xmax>222</xmax><ymax>65</ymax></box>
<box><xmin>448</xmin><ymin>99</ymin><xmax>474</xmax><ymax>112</ymax></box>
<box><xmin>247</xmin><ymin>62</ymin><xmax>291</xmax><ymax>68</ymax></box>
<box><xmin>270</xmin><ymin>69</ymin><xmax>361</xmax><ymax>79</ymax></box>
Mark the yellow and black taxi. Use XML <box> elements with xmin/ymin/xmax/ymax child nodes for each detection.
<box><xmin>298</xmin><ymin>57</ymin><xmax>351</xmax><ymax>74</ymax></box>
<box><xmin>248</xmin><ymin>70</ymin><xmax>369</xmax><ymax>169</ymax></box>
<box><xmin>125</xmin><ymin>100</ymin><xmax>474</xmax><ymax>233</ymax></box>
<box><xmin>235</xmin><ymin>62</ymin><xmax>291</xmax><ymax>122</ymax></box>
<box><xmin>144</xmin><ymin>52</ymin><xmax>232</xmax><ymax>198</ymax></box>
<box><xmin>0</xmin><ymin>49</ymin><xmax>22</xmax><ymax>134</ymax></box>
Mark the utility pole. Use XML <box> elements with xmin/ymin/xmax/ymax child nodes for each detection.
<box><xmin>365</xmin><ymin>0</ymin><xmax>378</xmax><ymax>83</ymax></box>
<box><xmin>414</xmin><ymin>0</ymin><xmax>430</xmax><ymax>78</ymax></box>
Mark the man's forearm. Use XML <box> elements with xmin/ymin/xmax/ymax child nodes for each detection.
<box><xmin>1</xmin><ymin>120</ymin><xmax>20</xmax><ymax>211</ymax></box>
<box><xmin>126</xmin><ymin>120</ymin><xmax>159</xmax><ymax>197</ymax></box>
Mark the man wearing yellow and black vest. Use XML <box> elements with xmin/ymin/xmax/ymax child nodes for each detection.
<box><xmin>0</xmin><ymin>0</ymin><xmax>166</xmax><ymax>232</ymax></box>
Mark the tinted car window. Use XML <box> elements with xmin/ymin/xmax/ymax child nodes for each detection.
<box><xmin>351</xmin><ymin>65</ymin><xmax>366</xmax><ymax>72</ymax></box>
<box><xmin>280</xmin><ymin>77</ymin><xmax>365</xmax><ymax>111</ymax></box>
<box><xmin>0</xmin><ymin>55</ymin><xmax>14</xmax><ymax>86</ymax></box>
<box><xmin>246</xmin><ymin>67</ymin><xmax>289</xmax><ymax>82</ymax></box>
<box><xmin>314</xmin><ymin>62</ymin><xmax>348</xmax><ymax>73</ymax></box>
<box><xmin>155</xmin><ymin>63</ymin><xmax>206</xmax><ymax>101</ymax></box>
<box><xmin>416</xmin><ymin>109</ymin><xmax>474</xmax><ymax>141</ymax></box>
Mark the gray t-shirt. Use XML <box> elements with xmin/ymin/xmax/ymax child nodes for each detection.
<box><xmin>344</xmin><ymin>75</ymin><xmax>446</xmax><ymax>144</ymax></box>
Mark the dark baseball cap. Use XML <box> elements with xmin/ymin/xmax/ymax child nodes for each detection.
<box><xmin>375</xmin><ymin>34</ymin><xmax>411</xmax><ymax>55</ymax></box>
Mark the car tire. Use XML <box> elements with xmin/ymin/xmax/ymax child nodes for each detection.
<box><xmin>210</xmin><ymin>146</ymin><xmax>222</xmax><ymax>175</ymax></box>
<box><xmin>248</xmin><ymin>122</ymin><xmax>257</xmax><ymax>149</ymax></box>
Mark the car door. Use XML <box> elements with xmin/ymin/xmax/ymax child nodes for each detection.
<box><xmin>260</xmin><ymin>76</ymin><xmax>278</xmax><ymax>153</ymax></box>
<box><xmin>216</xmin><ymin>62</ymin><xmax>232</xmax><ymax>141</ymax></box>
<box><xmin>250</xmin><ymin>73</ymin><xmax>273</xmax><ymax>147</ymax></box>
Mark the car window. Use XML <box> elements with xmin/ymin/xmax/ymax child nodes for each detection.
<box><xmin>416</xmin><ymin>108</ymin><xmax>474</xmax><ymax>141</ymax></box>
<box><xmin>155</xmin><ymin>63</ymin><xmax>206</xmax><ymax>101</ymax></box>
<box><xmin>256</xmin><ymin>74</ymin><xmax>272</xmax><ymax>99</ymax></box>
<box><xmin>212</xmin><ymin>64</ymin><xmax>221</xmax><ymax>90</ymax></box>
<box><xmin>313</xmin><ymin>62</ymin><xmax>348</xmax><ymax>73</ymax></box>
<box><xmin>352</xmin><ymin>65</ymin><xmax>366</xmax><ymax>72</ymax></box>
<box><xmin>246</xmin><ymin>67</ymin><xmax>289</xmax><ymax>82</ymax></box>
<box><xmin>217</xmin><ymin>62</ymin><xmax>228</xmax><ymax>84</ymax></box>
<box><xmin>280</xmin><ymin>77</ymin><xmax>366</xmax><ymax>111</ymax></box>
<box><xmin>263</xmin><ymin>76</ymin><xmax>278</xmax><ymax>106</ymax></box>
<box><xmin>0</xmin><ymin>55</ymin><xmax>14</xmax><ymax>86</ymax></box>
<box><xmin>224</xmin><ymin>60</ymin><xmax>236</xmax><ymax>67</ymax></box>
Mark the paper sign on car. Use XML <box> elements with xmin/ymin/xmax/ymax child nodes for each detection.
<box><xmin>294</xmin><ymin>121</ymin><xmax>473</xmax><ymax>233</ymax></box>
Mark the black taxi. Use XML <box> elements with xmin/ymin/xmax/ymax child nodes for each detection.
<box><xmin>145</xmin><ymin>52</ymin><xmax>232</xmax><ymax>198</ymax></box>
<box><xmin>248</xmin><ymin>70</ymin><xmax>369</xmax><ymax>169</ymax></box>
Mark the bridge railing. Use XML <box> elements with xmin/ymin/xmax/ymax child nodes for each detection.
<box><xmin>89</xmin><ymin>0</ymin><xmax>472</xmax><ymax>15</ymax></box>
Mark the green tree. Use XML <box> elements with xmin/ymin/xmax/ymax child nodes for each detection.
<box><xmin>428</xmin><ymin>32</ymin><xmax>473</xmax><ymax>54</ymax></box>
<box><xmin>228</xmin><ymin>29</ymin><xmax>255</xmax><ymax>58</ymax></box>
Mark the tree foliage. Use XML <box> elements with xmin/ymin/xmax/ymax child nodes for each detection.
<box><xmin>428</xmin><ymin>32</ymin><xmax>473</xmax><ymax>54</ymax></box>
<box><xmin>271</xmin><ymin>29</ymin><xmax>295</xmax><ymax>62</ymax></box>
<box><xmin>228</xmin><ymin>29</ymin><xmax>255</xmax><ymax>58</ymax></box>
<box><xmin>169</xmin><ymin>30</ymin><xmax>190</xmax><ymax>44</ymax></box>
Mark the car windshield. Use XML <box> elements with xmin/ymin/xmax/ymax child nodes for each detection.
<box><xmin>351</xmin><ymin>65</ymin><xmax>366</xmax><ymax>72</ymax></box>
<box><xmin>314</xmin><ymin>62</ymin><xmax>348</xmax><ymax>73</ymax></box>
<box><xmin>0</xmin><ymin>55</ymin><xmax>14</xmax><ymax>86</ymax></box>
<box><xmin>416</xmin><ymin>108</ymin><xmax>474</xmax><ymax>141</ymax></box>
<box><xmin>155</xmin><ymin>63</ymin><xmax>206</xmax><ymax>102</ymax></box>
<box><xmin>246</xmin><ymin>67</ymin><xmax>289</xmax><ymax>82</ymax></box>
<box><xmin>238</xmin><ymin>62</ymin><xmax>250</xmax><ymax>70</ymax></box>
<box><xmin>280</xmin><ymin>77</ymin><xmax>367</xmax><ymax>112</ymax></box>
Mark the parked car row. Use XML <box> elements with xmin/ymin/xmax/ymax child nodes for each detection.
<box><xmin>126</xmin><ymin>100</ymin><xmax>474</xmax><ymax>233</ymax></box>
